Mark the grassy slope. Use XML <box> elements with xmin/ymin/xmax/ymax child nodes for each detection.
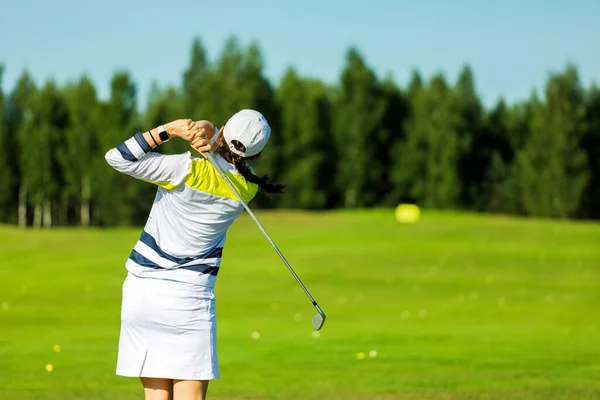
<box><xmin>0</xmin><ymin>210</ymin><xmax>599</xmax><ymax>400</ymax></box>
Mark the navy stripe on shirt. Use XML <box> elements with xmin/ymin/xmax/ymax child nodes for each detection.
<box><xmin>128</xmin><ymin>249</ymin><xmax>219</xmax><ymax>276</ymax></box>
<box><xmin>139</xmin><ymin>231</ymin><xmax>223</xmax><ymax>265</ymax></box>
<box><xmin>129</xmin><ymin>249</ymin><xmax>161</xmax><ymax>269</ymax></box>
<box><xmin>116</xmin><ymin>142</ymin><xmax>137</xmax><ymax>161</ymax></box>
<box><xmin>134</xmin><ymin>131</ymin><xmax>152</xmax><ymax>153</ymax></box>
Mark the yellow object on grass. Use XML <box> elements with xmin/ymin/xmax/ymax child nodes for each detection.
<box><xmin>395</xmin><ymin>204</ymin><xmax>421</xmax><ymax>224</ymax></box>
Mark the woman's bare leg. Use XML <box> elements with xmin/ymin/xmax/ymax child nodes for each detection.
<box><xmin>173</xmin><ymin>379</ymin><xmax>209</xmax><ymax>400</ymax></box>
<box><xmin>141</xmin><ymin>377</ymin><xmax>173</xmax><ymax>400</ymax></box>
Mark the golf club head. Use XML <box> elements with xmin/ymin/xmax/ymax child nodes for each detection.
<box><xmin>312</xmin><ymin>305</ymin><xmax>326</xmax><ymax>330</ymax></box>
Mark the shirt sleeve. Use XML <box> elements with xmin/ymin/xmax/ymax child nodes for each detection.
<box><xmin>104</xmin><ymin>132</ymin><xmax>193</xmax><ymax>190</ymax></box>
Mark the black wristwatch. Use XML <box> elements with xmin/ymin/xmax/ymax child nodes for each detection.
<box><xmin>157</xmin><ymin>125</ymin><xmax>170</xmax><ymax>143</ymax></box>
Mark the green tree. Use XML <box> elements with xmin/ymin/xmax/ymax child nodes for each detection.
<box><xmin>581</xmin><ymin>84</ymin><xmax>600</xmax><ymax>218</ymax></box>
<box><xmin>394</xmin><ymin>74</ymin><xmax>464</xmax><ymax>208</ymax></box>
<box><xmin>483</xmin><ymin>97</ymin><xmax>538</xmax><ymax>215</ymax></box>
<box><xmin>19</xmin><ymin>80</ymin><xmax>69</xmax><ymax>228</ymax></box>
<box><xmin>204</xmin><ymin>38</ymin><xmax>277</xmax><ymax>125</ymax></box>
<box><xmin>514</xmin><ymin>67</ymin><xmax>589</xmax><ymax>218</ymax></box>
<box><xmin>183</xmin><ymin>38</ymin><xmax>210</xmax><ymax>120</ymax></box>
<box><xmin>407</xmin><ymin>70</ymin><xmax>424</xmax><ymax>101</ymax></box>
<box><xmin>8</xmin><ymin>71</ymin><xmax>37</xmax><ymax>227</ymax></box>
<box><xmin>94</xmin><ymin>71</ymin><xmax>140</xmax><ymax>226</ymax></box>
<box><xmin>382</xmin><ymin>76</ymin><xmax>409</xmax><ymax>205</ymax></box>
<box><xmin>333</xmin><ymin>48</ymin><xmax>387</xmax><ymax>207</ymax></box>
<box><xmin>454</xmin><ymin>65</ymin><xmax>484</xmax><ymax>207</ymax></box>
<box><xmin>62</xmin><ymin>76</ymin><xmax>99</xmax><ymax>226</ymax></box>
<box><xmin>202</xmin><ymin>37</ymin><xmax>245</xmax><ymax>124</ymax></box>
<box><xmin>276</xmin><ymin>68</ymin><xmax>334</xmax><ymax>208</ymax></box>
<box><xmin>0</xmin><ymin>65</ymin><xmax>12</xmax><ymax>222</ymax></box>
<box><xmin>390</xmin><ymin>71</ymin><xmax>424</xmax><ymax>205</ymax></box>
<box><xmin>475</xmin><ymin>100</ymin><xmax>517</xmax><ymax>212</ymax></box>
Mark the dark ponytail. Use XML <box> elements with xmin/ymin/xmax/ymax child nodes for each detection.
<box><xmin>216</xmin><ymin>137</ymin><xmax>285</xmax><ymax>195</ymax></box>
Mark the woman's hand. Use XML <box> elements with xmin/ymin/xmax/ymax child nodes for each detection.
<box><xmin>189</xmin><ymin>120</ymin><xmax>215</xmax><ymax>157</ymax></box>
<box><xmin>190</xmin><ymin>128</ymin><xmax>212</xmax><ymax>157</ymax></box>
<box><xmin>163</xmin><ymin>119</ymin><xmax>201</xmax><ymax>141</ymax></box>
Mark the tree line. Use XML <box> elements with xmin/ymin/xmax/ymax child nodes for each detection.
<box><xmin>0</xmin><ymin>37</ymin><xmax>599</xmax><ymax>227</ymax></box>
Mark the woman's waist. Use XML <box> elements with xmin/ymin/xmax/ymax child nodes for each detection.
<box><xmin>124</xmin><ymin>271</ymin><xmax>216</xmax><ymax>294</ymax></box>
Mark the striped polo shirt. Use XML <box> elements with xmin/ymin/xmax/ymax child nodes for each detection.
<box><xmin>105</xmin><ymin>132</ymin><xmax>258</xmax><ymax>287</ymax></box>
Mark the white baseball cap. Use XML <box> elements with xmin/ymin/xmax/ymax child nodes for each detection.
<box><xmin>223</xmin><ymin>109</ymin><xmax>271</xmax><ymax>157</ymax></box>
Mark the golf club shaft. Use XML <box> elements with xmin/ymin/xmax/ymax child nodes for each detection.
<box><xmin>205</xmin><ymin>152</ymin><xmax>320</xmax><ymax>307</ymax></box>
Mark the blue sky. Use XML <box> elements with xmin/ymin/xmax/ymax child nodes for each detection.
<box><xmin>1</xmin><ymin>0</ymin><xmax>598</xmax><ymax>108</ymax></box>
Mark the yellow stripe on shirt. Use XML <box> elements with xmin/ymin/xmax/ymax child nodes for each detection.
<box><xmin>142</xmin><ymin>179</ymin><xmax>181</xmax><ymax>190</ymax></box>
<box><xmin>184</xmin><ymin>158</ymin><xmax>258</xmax><ymax>203</ymax></box>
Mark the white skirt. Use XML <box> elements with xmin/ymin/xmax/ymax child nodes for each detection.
<box><xmin>116</xmin><ymin>273</ymin><xmax>219</xmax><ymax>380</ymax></box>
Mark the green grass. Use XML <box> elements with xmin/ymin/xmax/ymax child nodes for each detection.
<box><xmin>1</xmin><ymin>210</ymin><xmax>600</xmax><ymax>400</ymax></box>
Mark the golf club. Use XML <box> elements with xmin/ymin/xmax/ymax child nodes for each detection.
<box><xmin>205</xmin><ymin>151</ymin><xmax>326</xmax><ymax>330</ymax></box>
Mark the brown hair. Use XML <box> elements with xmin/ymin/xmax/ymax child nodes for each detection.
<box><xmin>215</xmin><ymin>135</ymin><xmax>285</xmax><ymax>195</ymax></box>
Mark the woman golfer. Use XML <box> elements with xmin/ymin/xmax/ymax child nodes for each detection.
<box><xmin>105</xmin><ymin>109</ymin><xmax>283</xmax><ymax>400</ymax></box>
